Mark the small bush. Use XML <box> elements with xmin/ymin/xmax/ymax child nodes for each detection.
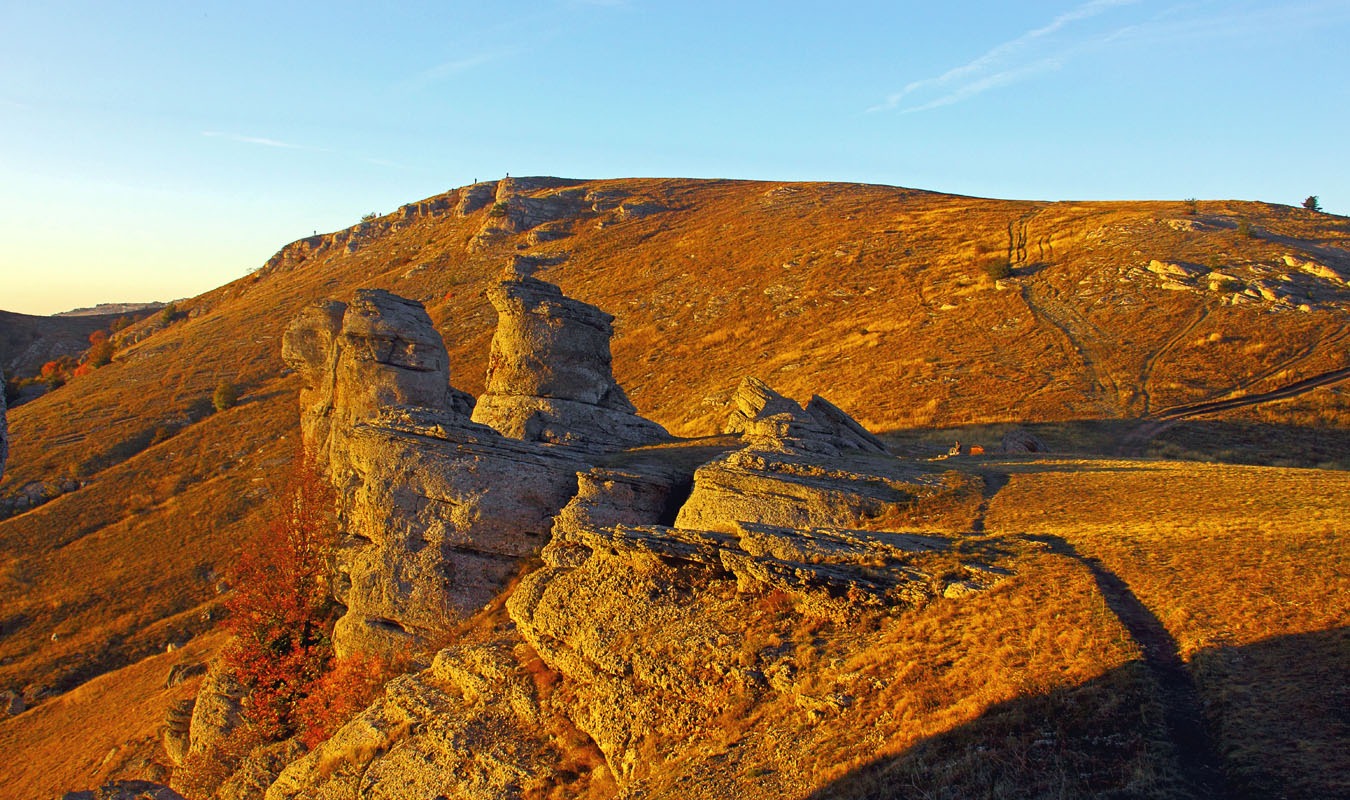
<box><xmin>1236</xmin><ymin>220</ymin><xmax>1255</xmax><ymax>238</ymax></box>
<box><xmin>360</xmin><ymin>212</ymin><xmax>379</xmax><ymax>222</ymax></box>
<box><xmin>87</xmin><ymin>331</ymin><xmax>114</xmax><ymax>367</ymax></box>
<box><xmin>1303</xmin><ymin>195</ymin><xmax>1322</xmax><ymax>213</ymax></box>
<box><xmin>1183</xmin><ymin>198</ymin><xmax>1199</xmax><ymax>215</ymax></box>
<box><xmin>489</xmin><ymin>202</ymin><xmax>509</xmax><ymax>217</ymax></box>
<box><xmin>983</xmin><ymin>257</ymin><xmax>1014</xmax><ymax>281</ymax></box>
<box><xmin>213</xmin><ymin>381</ymin><xmax>240</xmax><ymax>412</ymax></box>
<box><xmin>158</xmin><ymin>303</ymin><xmax>180</xmax><ymax>326</ymax></box>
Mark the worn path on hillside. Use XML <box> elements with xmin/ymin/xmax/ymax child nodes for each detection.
<box><xmin>1119</xmin><ymin>364</ymin><xmax>1350</xmax><ymax>454</ymax></box>
<box><xmin>1020</xmin><ymin>282</ymin><xmax>1123</xmax><ymax>417</ymax></box>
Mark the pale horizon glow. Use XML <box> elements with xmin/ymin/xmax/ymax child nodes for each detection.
<box><xmin>2</xmin><ymin>0</ymin><xmax>1348</xmax><ymax>315</ymax></box>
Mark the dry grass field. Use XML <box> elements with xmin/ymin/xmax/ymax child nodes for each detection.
<box><xmin>0</xmin><ymin>178</ymin><xmax>1347</xmax><ymax>796</ymax></box>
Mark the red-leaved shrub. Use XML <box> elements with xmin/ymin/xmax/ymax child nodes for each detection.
<box><xmin>222</xmin><ymin>449</ymin><xmax>339</xmax><ymax>740</ymax></box>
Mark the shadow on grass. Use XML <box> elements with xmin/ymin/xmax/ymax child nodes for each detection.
<box><xmin>877</xmin><ymin>419</ymin><xmax>1350</xmax><ymax>470</ymax></box>
<box><xmin>804</xmin><ymin>627</ymin><xmax>1348</xmax><ymax>800</ymax></box>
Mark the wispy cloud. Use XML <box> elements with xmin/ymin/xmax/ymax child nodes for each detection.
<box><xmin>411</xmin><ymin>52</ymin><xmax>502</xmax><ymax>87</ymax></box>
<box><xmin>872</xmin><ymin>0</ymin><xmax>1350</xmax><ymax>114</ymax></box>
<box><xmin>870</xmin><ymin>0</ymin><xmax>1140</xmax><ymax>113</ymax></box>
<box><xmin>201</xmin><ymin>131</ymin><xmax>333</xmax><ymax>152</ymax></box>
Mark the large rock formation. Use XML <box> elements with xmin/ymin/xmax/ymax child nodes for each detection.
<box><xmin>266</xmin><ymin>284</ymin><xmax>1008</xmax><ymax>797</ymax></box>
<box><xmin>471</xmin><ymin>263</ymin><xmax>668</xmax><ymax>453</ymax></box>
<box><xmin>284</xmin><ymin>290</ymin><xmax>587</xmax><ymax>655</ymax></box>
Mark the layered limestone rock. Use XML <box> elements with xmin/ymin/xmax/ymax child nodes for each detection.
<box><xmin>281</xmin><ymin>290</ymin><xmax>472</xmax><ymax>469</ymax></box>
<box><xmin>330</xmin><ymin>408</ymin><xmax>584</xmax><ymax>654</ymax></box>
<box><xmin>723</xmin><ymin>377</ymin><xmax>887</xmax><ymax>455</ymax></box>
<box><xmin>284</xmin><ymin>290</ymin><xmax>585</xmax><ymax>655</ymax></box>
<box><xmin>263</xmin><ymin>282</ymin><xmax>1012</xmax><ymax>797</ymax></box>
<box><xmin>471</xmin><ymin>265</ymin><xmax>668</xmax><ymax>453</ymax></box>
<box><xmin>673</xmin><ymin>446</ymin><xmax>943</xmax><ymax>533</ymax></box>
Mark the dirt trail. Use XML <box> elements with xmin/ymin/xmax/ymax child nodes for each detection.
<box><xmin>1021</xmin><ymin>282</ymin><xmax>1123</xmax><ymax>417</ymax></box>
<box><xmin>1119</xmin><ymin>364</ymin><xmax>1350</xmax><ymax>454</ymax></box>
<box><xmin>1036</xmin><ymin>534</ymin><xmax>1226</xmax><ymax>798</ymax></box>
<box><xmin>1139</xmin><ymin>306</ymin><xmax>1209</xmax><ymax>417</ymax></box>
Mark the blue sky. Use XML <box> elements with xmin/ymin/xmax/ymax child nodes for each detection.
<box><xmin>2</xmin><ymin>0</ymin><xmax>1347</xmax><ymax>314</ymax></box>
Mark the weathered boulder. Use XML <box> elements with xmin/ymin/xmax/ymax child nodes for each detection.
<box><xmin>216</xmin><ymin>739</ymin><xmax>305</xmax><ymax>800</ymax></box>
<box><xmin>162</xmin><ymin>698</ymin><xmax>195</xmax><ymax>766</ymax></box>
<box><xmin>1001</xmin><ymin>428</ymin><xmax>1049</xmax><ymax>454</ymax></box>
<box><xmin>186</xmin><ymin>664</ymin><xmax>244</xmax><ymax>759</ymax></box>
<box><xmin>471</xmin><ymin>266</ymin><xmax>667</xmax><ymax>453</ymax></box>
<box><xmin>723</xmin><ymin>377</ymin><xmax>887</xmax><ymax>455</ymax></box>
<box><xmin>674</xmin><ymin>447</ymin><xmax>944</xmax><ymax>533</ymax></box>
<box><xmin>266</xmin><ymin>643</ymin><xmax>568</xmax><ymax>800</ymax></box>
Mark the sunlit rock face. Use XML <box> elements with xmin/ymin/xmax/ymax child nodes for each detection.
<box><xmin>283</xmin><ymin>290</ymin><xmax>582</xmax><ymax>655</ymax></box>
<box><xmin>471</xmin><ymin>264</ymin><xmax>669</xmax><ymax>454</ymax></box>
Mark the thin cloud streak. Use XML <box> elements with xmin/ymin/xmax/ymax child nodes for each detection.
<box><xmin>201</xmin><ymin>131</ymin><xmax>333</xmax><ymax>152</ymax></box>
<box><xmin>871</xmin><ymin>0</ymin><xmax>1350</xmax><ymax>114</ymax></box>
<box><xmin>870</xmin><ymin>0</ymin><xmax>1139</xmax><ymax>113</ymax></box>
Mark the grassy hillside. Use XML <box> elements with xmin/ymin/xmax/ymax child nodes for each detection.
<box><xmin>0</xmin><ymin>178</ymin><xmax>1347</xmax><ymax>795</ymax></box>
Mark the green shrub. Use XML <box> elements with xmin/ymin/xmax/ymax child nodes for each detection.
<box><xmin>360</xmin><ymin>212</ymin><xmax>379</xmax><ymax>222</ymax></box>
<box><xmin>1183</xmin><ymin>198</ymin><xmax>1199</xmax><ymax>215</ymax></box>
<box><xmin>158</xmin><ymin>303</ymin><xmax>180</xmax><ymax>326</ymax></box>
<box><xmin>983</xmin><ymin>256</ymin><xmax>1014</xmax><ymax>281</ymax></box>
<box><xmin>1236</xmin><ymin>220</ymin><xmax>1255</xmax><ymax>238</ymax></box>
<box><xmin>1303</xmin><ymin>195</ymin><xmax>1322</xmax><ymax>212</ymax></box>
<box><xmin>213</xmin><ymin>381</ymin><xmax>240</xmax><ymax>412</ymax></box>
<box><xmin>489</xmin><ymin>202</ymin><xmax>509</xmax><ymax>217</ymax></box>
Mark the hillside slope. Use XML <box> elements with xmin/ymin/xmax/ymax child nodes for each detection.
<box><xmin>1</xmin><ymin>178</ymin><xmax>1348</xmax><ymax>795</ymax></box>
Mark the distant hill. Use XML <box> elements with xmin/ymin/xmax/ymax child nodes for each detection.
<box><xmin>0</xmin><ymin>310</ymin><xmax>122</xmax><ymax>380</ymax></box>
<box><xmin>53</xmin><ymin>302</ymin><xmax>166</xmax><ymax>318</ymax></box>
<box><xmin>1</xmin><ymin>177</ymin><xmax>1347</xmax><ymax>797</ymax></box>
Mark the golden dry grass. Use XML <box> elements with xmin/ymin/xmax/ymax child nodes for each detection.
<box><xmin>0</xmin><ymin>629</ymin><xmax>225</xmax><ymax>798</ymax></box>
<box><xmin>985</xmin><ymin>456</ymin><xmax>1349</xmax><ymax>798</ymax></box>
<box><xmin>0</xmin><ymin>179</ymin><xmax>1347</xmax><ymax>795</ymax></box>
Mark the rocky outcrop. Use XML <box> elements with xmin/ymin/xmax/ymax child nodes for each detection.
<box><xmin>282</xmin><ymin>290</ymin><xmax>472</xmax><ymax>470</ymax></box>
<box><xmin>471</xmin><ymin>265</ymin><xmax>668</xmax><ymax>453</ymax></box>
<box><xmin>266</xmin><ymin>644</ymin><xmax>571</xmax><ymax>800</ymax></box>
<box><xmin>285</xmin><ymin>289</ymin><xmax>587</xmax><ymax>655</ymax></box>
<box><xmin>330</xmin><ymin>408</ymin><xmax>584</xmax><ymax>655</ymax></box>
<box><xmin>723</xmin><ymin>377</ymin><xmax>887</xmax><ymax>455</ymax></box>
<box><xmin>673</xmin><ymin>446</ymin><xmax>941</xmax><ymax>533</ymax></box>
<box><xmin>186</xmin><ymin>664</ymin><xmax>244</xmax><ymax>759</ymax></box>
